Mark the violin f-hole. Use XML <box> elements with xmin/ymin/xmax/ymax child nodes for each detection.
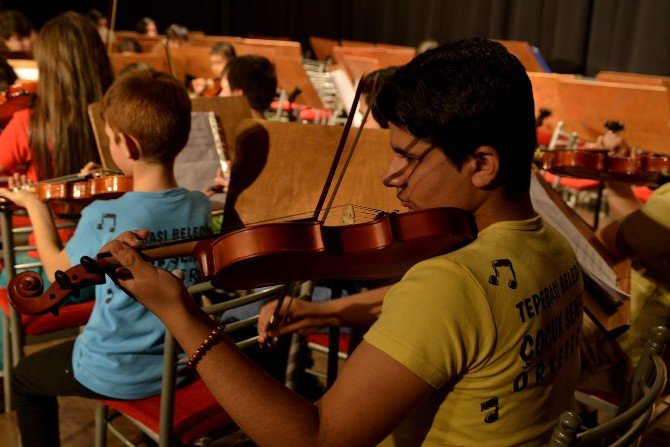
<box><xmin>488</xmin><ymin>259</ymin><xmax>517</xmax><ymax>289</ymax></box>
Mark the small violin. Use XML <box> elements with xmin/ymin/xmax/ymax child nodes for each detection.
<box><xmin>202</xmin><ymin>77</ymin><xmax>222</xmax><ymax>97</ymax></box>
<box><xmin>539</xmin><ymin>148</ymin><xmax>670</xmax><ymax>186</ymax></box>
<box><xmin>537</xmin><ymin>119</ymin><xmax>669</xmax><ymax>186</ymax></box>
<box><xmin>0</xmin><ymin>81</ymin><xmax>38</xmax><ymax>125</ymax></box>
<box><xmin>31</xmin><ymin>169</ymin><xmax>132</xmax><ymax>202</ymax></box>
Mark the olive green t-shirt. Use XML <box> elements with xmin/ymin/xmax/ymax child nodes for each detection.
<box><xmin>365</xmin><ymin>216</ymin><xmax>583</xmax><ymax>446</ymax></box>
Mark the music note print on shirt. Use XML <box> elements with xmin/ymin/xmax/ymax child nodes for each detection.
<box><xmin>488</xmin><ymin>259</ymin><xmax>518</xmax><ymax>289</ymax></box>
<box><xmin>480</xmin><ymin>396</ymin><xmax>500</xmax><ymax>423</ymax></box>
<box><xmin>96</xmin><ymin>213</ymin><xmax>117</xmax><ymax>232</ymax></box>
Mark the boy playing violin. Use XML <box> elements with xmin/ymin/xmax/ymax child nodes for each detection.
<box><xmin>107</xmin><ymin>39</ymin><xmax>583</xmax><ymax>446</ymax></box>
<box><xmin>0</xmin><ymin>70</ymin><xmax>211</xmax><ymax>447</ymax></box>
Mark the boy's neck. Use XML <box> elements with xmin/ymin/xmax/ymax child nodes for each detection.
<box><xmin>129</xmin><ymin>161</ymin><xmax>178</xmax><ymax>192</ymax></box>
<box><xmin>473</xmin><ymin>190</ymin><xmax>537</xmax><ymax>232</ymax></box>
<box><xmin>251</xmin><ymin>109</ymin><xmax>265</xmax><ymax>120</ymax></box>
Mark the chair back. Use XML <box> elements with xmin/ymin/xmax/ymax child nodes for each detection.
<box><xmin>549</xmin><ymin>326</ymin><xmax>669</xmax><ymax>446</ymax></box>
<box><xmin>158</xmin><ymin>282</ymin><xmax>286</xmax><ymax>443</ymax></box>
<box><xmin>0</xmin><ymin>205</ymin><xmax>81</xmax><ymax>412</ymax></box>
<box><xmin>96</xmin><ymin>281</ymin><xmax>286</xmax><ymax>447</ymax></box>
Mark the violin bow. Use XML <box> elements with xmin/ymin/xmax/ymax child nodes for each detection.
<box><xmin>312</xmin><ymin>75</ymin><xmax>375</xmax><ymax>221</ymax></box>
<box><xmin>106</xmin><ymin>0</ymin><xmax>119</xmax><ymax>53</ymax></box>
<box><xmin>265</xmin><ymin>74</ymin><xmax>377</xmax><ymax>344</ymax></box>
<box><xmin>164</xmin><ymin>40</ymin><xmax>176</xmax><ymax>79</ymax></box>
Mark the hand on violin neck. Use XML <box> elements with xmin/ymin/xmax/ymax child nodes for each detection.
<box><xmin>596</xmin><ymin>131</ymin><xmax>630</xmax><ymax>157</ymax></box>
<box><xmin>98</xmin><ymin>229</ymin><xmax>149</xmax><ymax>254</ymax></box>
<box><xmin>191</xmin><ymin>77</ymin><xmax>207</xmax><ymax>96</ymax></box>
<box><xmin>205</xmin><ymin>167</ymin><xmax>230</xmax><ymax>196</ymax></box>
<box><xmin>108</xmin><ymin>239</ymin><xmax>198</xmax><ymax>321</ymax></box>
<box><xmin>80</xmin><ymin>161</ymin><xmax>103</xmax><ymax>176</ymax></box>
<box><xmin>0</xmin><ymin>173</ymin><xmax>39</xmax><ymax>208</ymax></box>
<box><xmin>8</xmin><ymin>172</ymin><xmax>34</xmax><ymax>189</ymax></box>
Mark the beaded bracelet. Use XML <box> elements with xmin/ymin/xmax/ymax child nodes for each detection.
<box><xmin>187</xmin><ymin>322</ymin><xmax>226</xmax><ymax>369</ymax></box>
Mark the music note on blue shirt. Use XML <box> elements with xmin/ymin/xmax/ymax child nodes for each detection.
<box><xmin>96</xmin><ymin>213</ymin><xmax>117</xmax><ymax>232</ymax></box>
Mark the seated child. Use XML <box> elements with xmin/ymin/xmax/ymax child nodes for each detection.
<box><xmin>192</xmin><ymin>42</ymin><xmax>237</xmax><ymax>96</ymax></box>
<box><xmin>0</xmin><ymin>70</ymin><xmax>212</xmax><ymax>446</ymax></box>
<box><xmin>219</xmin><ymin>54</ymin><xmax>277</xmax><ymax>119</ymax></box>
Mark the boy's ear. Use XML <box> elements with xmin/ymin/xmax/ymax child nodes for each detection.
<box><xmin>469</xmin><ymin>145</ymin><xmax>500</xmax><ymax>190</ymax></box>
<box><xmin>232</xmin><ymin>88</ymin><xmax>244</xmax><ymax>97</ymax></box>
<box><xmin>121</xmin><ymin>133</ymin><xmax>141</xmax><ymax>160</ymax></box>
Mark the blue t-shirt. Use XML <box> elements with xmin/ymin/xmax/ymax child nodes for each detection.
<box><xmin>66</xmin><ymin>188</ymin><xmax>211</xmax><ymax>399</ymax></box>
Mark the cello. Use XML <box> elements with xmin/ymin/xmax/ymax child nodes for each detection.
<box><xmin>8</xmin><ymin>76</ymin><xmax>477</xmax><ymax>316</ymax></box>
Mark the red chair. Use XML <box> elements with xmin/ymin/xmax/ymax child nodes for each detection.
<box><xmin>0</xmin><ymin>204</ymin><xmax>91</xmax><ymax>412</ymax></box>
<box><xmin>94</xmin><ymin>283</ymin><xmax>286</xmax><ymax>447</ymax></box>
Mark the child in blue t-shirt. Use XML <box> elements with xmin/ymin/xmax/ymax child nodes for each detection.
<box><xmin>0</xmin><ymin>70</ymin><xmax>212</xmax><ymax>446</ymax></box>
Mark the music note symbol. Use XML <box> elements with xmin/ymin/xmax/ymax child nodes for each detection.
<box><xmin>488</xmin><ymin>259</ymin><xmax>518</xmax><ymax>289</ymax></box>
<box><xmin>480</xmin><ymin>397</ymin><xmax>499</xmax><ymax>424</ymax></box>
<box><xmin>96</xmin><ymin>213</ymin><xmax>117</xmax><ymax>232</ymax></box>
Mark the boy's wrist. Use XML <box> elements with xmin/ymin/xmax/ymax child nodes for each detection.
<box><xmin>23</xmin><ymin>196</ymin><xmax>48</xmax><ymax>212</ymax></box>
<box><xmin>320</xmin><ymin>299</ymin><xmax>344</xmax><ymax>326</ymax></box>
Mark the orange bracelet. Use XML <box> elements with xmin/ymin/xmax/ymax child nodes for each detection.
<box><xmin>187</xmin><ymin>323</ymin><xmax>226</xmax><ymax>369</ymax></box>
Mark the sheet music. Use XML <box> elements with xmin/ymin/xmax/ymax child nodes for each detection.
<box><xmin>13</xmin><ymin>67</ymin><xmax>38</xmax><ymax>81</ymax></box>
<box><xmin>530</xmin><ymin>174</ymin><xmax>629</xmax><ymax>303</ymax></box>
<box><xmin>174</xmin><ymin>112</ymin><xmax>227</xmax><ymax>198</ymax></box>
<box><xmin>330</xmin><ymin>69</ymin><xmax>362</xmax><ymax>126</ymax></box>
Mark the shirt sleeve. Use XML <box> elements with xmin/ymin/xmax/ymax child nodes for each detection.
<box><xmin>619</xmin><ymin>186</ymin><xmax>670</xmax><ymax>260</ymax></box>
<box><xmin>0</xmin><ymin>110</ymin><xmax>32</xmax><ymax>175</ymax></box>
<box><xmin>65</xmin><ymin>204</ymin><xmax>104</xmax><ymax>266</ymax></box>
<box><xmin>364</xmin><ymin>258</ymin><xmax>497</xmax><ymax>388</ymax></box>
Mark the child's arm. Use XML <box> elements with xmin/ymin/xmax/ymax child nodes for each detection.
<box><xmin>256</xmin><ymin>286</ymin><xmax>390</xmax><ymax>345</ymax></box>
<box><xmin>0</xmin><ymin>180</ymin><xmax>70</xmax><ymax>281</ymax></box>
<box><xmin>604</xmin><ymin>181</ymin><xmax>642</xmax><ymax>220</ymax></box>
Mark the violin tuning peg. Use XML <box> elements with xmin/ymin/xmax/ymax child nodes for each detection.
<box><xmin>81</xmin><ymin>256</ymin><xmax>101</xmax><ymax>274</ymax></box>
<box><xmin>54</xmin><ymin>270</ymin><xmax>74</xmax><ymax>290</ymax></box>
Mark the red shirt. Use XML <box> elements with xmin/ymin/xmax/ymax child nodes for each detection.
<box><xmin>0</xmin><ymin>109</ymin><xmax>40</xmax><ymax>181</ymax></box>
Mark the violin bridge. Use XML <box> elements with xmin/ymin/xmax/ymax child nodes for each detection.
<box><xmin>341</xmin><ymin>204</ymin><xmax>356</xmax><ymax>225</ymax></box>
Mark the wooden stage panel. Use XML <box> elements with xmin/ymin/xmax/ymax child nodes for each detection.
<box><xmin>558</xmin><ymin>79</ymin><xmax>670</xmax><ymax>154</ymax></box>
<box><xmin>528</xmin><ymin>72</ymin><xmax>576</xmax><ymax>132</ymax></box>
<box><xmin>232</xmin><ymin>120</ymin><xmax>399</xmax><ymax>227</ymax></box>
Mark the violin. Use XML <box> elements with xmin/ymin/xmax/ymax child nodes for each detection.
<box><xmin>20</xmin><ymin>169</ymin><xmax>132</xmax><ymax>202</ymax></box>
<box><xmin>201</xmin><ymin>78</ymin><xmax>222</xmax><ymax>97</ymax></box>
<box><xmin>537</xmin><ymin>120</ymin><xmax>670</xmax><ymax>186</ymax></box>
<box><xmin>8</xmin><ymin>75</ymin><xmax>477</xmax><ymax>316</ymax></box>
<box><xmin>539</xmin><ymin>149</ymin><xmax>668</xmax><ymax>184</ymax></box>
<box><xmin>8</xmin><ymin>207</ymin><xmax>475</xmax><ymax>315</ymax></box>
<box><xmin>0</xmin><ymin>81</ymin><xmax>38</xmax><ymax>126</ymax></box>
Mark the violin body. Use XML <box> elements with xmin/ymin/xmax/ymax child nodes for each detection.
<box><xmin>539</xmin><ymin>148</ymin><xmax>669</xmax><ymax>185</ymax></box>
<box><xmin>8</xmin><ymin>207</ymin><xmax>476</xmax><ymax>315</ymax></box>
<box><xmin>201</xmin><ymin>78</ymin><xmax>222</xmax><ymax>97</ymax></box>
<box><xmin>0</xmin><ymin>81</ymin><xmax>38</xmax><ymax>125</ymax></box>
<box><xmin>35</xmin><ymin>171</ymin><xmax>132</xmax><ymax>202</ymax></box>
<box><xmin>202</xmin><ymin>207</ymin><xmax>476</xmax><ymax>288</ymax></box>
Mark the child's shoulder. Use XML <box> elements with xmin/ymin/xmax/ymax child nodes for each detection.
<box><xmin>81</xmin><ymin>189</ymin><xmax>211</xmax><ymax>214</ymax></box>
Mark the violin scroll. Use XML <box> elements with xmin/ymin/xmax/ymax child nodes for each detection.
<box><xmin>8</xmin><ymin>257</ymin><xmax>110</xmax><ymax>316</ymax></box>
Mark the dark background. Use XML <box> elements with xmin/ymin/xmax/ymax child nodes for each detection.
<box><xmin>2</xmin><ymin>0</ymin><xmax>669</xmax><ymax>76</ymax></box>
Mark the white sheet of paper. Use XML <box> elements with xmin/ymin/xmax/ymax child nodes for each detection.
<box><xmin>330</xmin><ymin>69</ymin><xmax>362</xmax><ymax>127</ymax></box>
<box><xmin>530</xmin><ymin>174</ymin><xmax>629</xmax><ymax>303</ymax></box>
<box><xmin>174</xmin><ymin>111</ymin><xmax>226</xmax><ymax>197</ymax></box>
